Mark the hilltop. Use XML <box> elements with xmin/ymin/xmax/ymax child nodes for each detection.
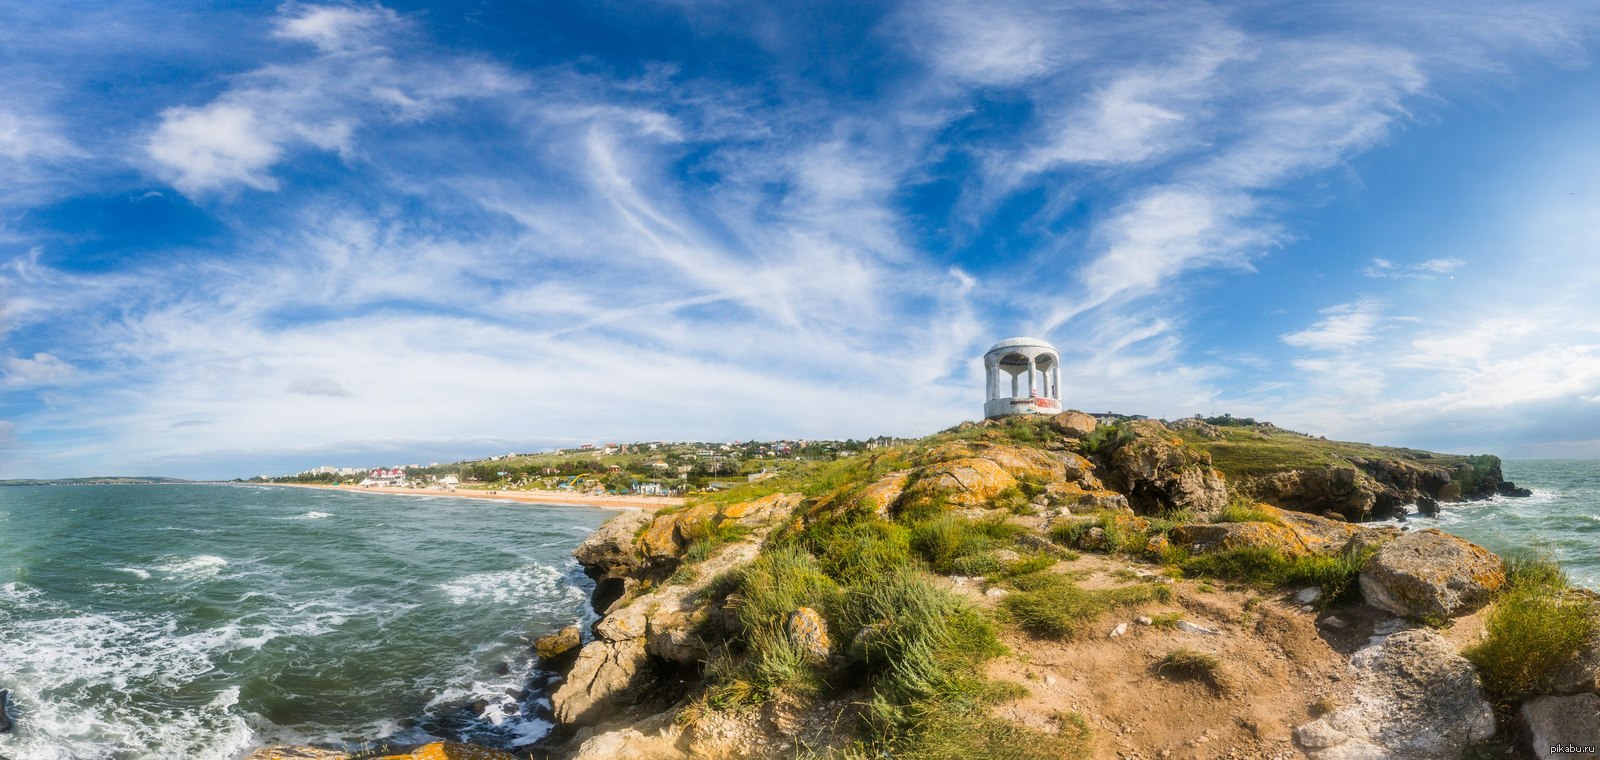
<box><xmin>251</xmin><ymin>413</ymin><xmax>1597</xmax><ymax>760</ymax></box>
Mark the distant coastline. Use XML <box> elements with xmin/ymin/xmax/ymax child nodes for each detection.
<box><xmin>264</xmin><ymin>481</ymin><xmax>684</xmax><ymax>510</ymax></box>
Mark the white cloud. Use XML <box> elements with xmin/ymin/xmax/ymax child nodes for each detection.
<box><xmin>1282</xmin><ymin>299</ymin><xmax>1383</xmax><ymax>351</ymax></box>
<box><xmin>143</xmin><ymin>3</ymin><xmax>521</xmax><ymax>194</ymax></box>
<box><xmin>273</xmin><ymin>4</ymin><xmax>404</xmax><ymax>52</ymax></box>
<box><xmin>146</xmin><ymin>104</ymin><xmax>283</xmax><ymax>192</ymax></box>
<box><xmin>3</xmin><ymin>353</ymin><xmax>76</xmax><ymax>388</ymax></box>
<box><xmin>1364</xmin><ymin>256</ymin><xmax>1466</xmax><ymax>279</ymax></box>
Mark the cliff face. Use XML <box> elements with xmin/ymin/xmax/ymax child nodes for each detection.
<box><xmin>529</xmin><ymin>413</ymin><xmax>1585</xmax><ymax>760</ymax></box>
<box><xmin>1167</xmin><ymin>422</ymin><xmax>1522</xmax><ymax>521</ymax></box>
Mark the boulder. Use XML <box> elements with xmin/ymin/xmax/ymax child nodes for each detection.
<box><xmin>373</xmin><ymin>742</ymin><xmax>520</xmax><ymax>760</ymax></box>
<box><xmin>1170</xmin><ymin>521</ymin><xmax>1309</xmax><ymax>557</ymax></box>
<box><xmin>1264</xmin><ymin>505</ymin><xmax>1366</xmax><ymax>556</ymax></box>
<box><xmin>856</xmin><ymin>471</ymin><xmax>911</xmax><ymax>517</ymax></box>
<box><xmin>1050</xmin><ymin>410</ymin><xmax>1098</xmax><ymax>438</ymax></box>
<box><xmin>1552</xmin><ymin>633</ymin><xmax>1600</xmax><ymax>695</ymax></box>
<box><xmin>534</xmin><ymin>624</ymin><xmax>582</xmax><ymax>661</ymax></box>
<box><xmin>786</xmin><ymin>607</ymin><xmax>831</xmax><ymax>663</ymax></box>
<box><xmin>1521</xmin><ymin>693</ymin><xmax>1600</xmax><ymax>757</ymax></box>
<box><xmin>1294</xmin><ymin>629</ymin><xmax>1495</xmax><ymax>759</ymax></box>
<box><xmin>639</xmin><ymin>504</ymin><xmax>719</xmax><ymax>560</ymax></box>
<box><xmin>1100</xmin><ymin>421</ymin><xmax>1228</xmax><ymax>515</ymax></box>
<box><xmin>1358</xmin><ymin>529</ymin><xmax>1505</xmax><ymax>621</ymax></box>
<box><xmin>572</xmin><ymin>725</ymin><xmax>687</xmax><ymax>760</ymax></box>
<box><xmin>902</xmin><ymin>457</ymin><xmax>1017</xmax><ymax>509</ymax></box>
<box><xmin>574</xmin><ymin>510</ymin><xmax>654</xmax><ymax>580</ymax></box>
<box><xmin>1043</xmin><ymin>482</ymin><xmax>1128</xmax><ymax>513</ymax></box>
<box><xmin>0</xmin><ymin>688</ymin><xmax>11</xmax><ymax>733</ymax></box>
<box><xmin>552</xmin><ymin>638</ymin><xmax>651</xmax><ymax>726</ymax></box>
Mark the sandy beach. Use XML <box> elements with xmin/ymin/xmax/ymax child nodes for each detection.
<box><xmin>269</xmin><ymin>482</ymin><xmax>684</xmax><ymax>510</ymax></box>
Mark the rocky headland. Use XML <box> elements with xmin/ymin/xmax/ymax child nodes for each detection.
<box><xmin>253</xmin><ymin>414</ymin><xmax>1598</xmax><ymax>760</ymax></box>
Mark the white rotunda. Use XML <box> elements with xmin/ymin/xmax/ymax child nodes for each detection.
<box><xmin>982</xmin><ymin>337</ymin><xmax>1062</xmax><ymax>419</ymax></box>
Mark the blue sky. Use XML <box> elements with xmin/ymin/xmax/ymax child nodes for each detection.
<box><xmin>3</xmin><ymin>1</ymin><xmax>1600</xmax><ymax>479</ymax></box>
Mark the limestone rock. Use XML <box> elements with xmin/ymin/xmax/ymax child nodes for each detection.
<box><xmin>1552</xmin><ymin>630</ymin><xmax>1600</xmax><ymax>695</ymax></box>
<box><xmin>1043</xmin><ymin>481</ymin><xmax>1128</xmax><ymax>513</ymax></box>
<box><xmin>552</xmin><ymin>637</ymin><xmax>650</xmax><ymax>726</ymax></box>
<box><xmin>534</xmin><ymin>624</ymin><xmax>582</xmax><ymax>660</ymax></box>
<box><xmin>1358</xmin><ymin>529</ymin><xmax>1505</xmax><ymax>621</ymax></box>
<box><xmin>787</xmin><ymin>607</ymin><xmax>831</xmax><ymax>663</ymax></box>
<box><xmin>1265</xmin><ymin>505</ymin><xmax>1366</xmax><ymax>555</ymax></box>
<box><xmin>639</xmin><ymin>504</ymin><xmax>719</xmax><ymax>561</ymax></box>
<box><xmin>1049</xmin><ymin>410</ymin><xmax>1098</xmax><ymax>438</ymax></box>
<box><xmin>1296</xmin><ymin>629</ymin><xmax>1494</xmax><ymax>759</ymax></box>
<box><xmin>1100</xmin><ymin>420</ymin><xmax>1228</xmax><ymax>515</ymax></box>
<box><xmin>373</xmin><ymin>742</ymin><xmax>520</xmax><ymax>760</ymax></box>
<box><xmin>574</xmin><ymin>510</ymin><xmax>654</xmax><ymax>580</ymax></box>
<box><xmin>856</xmin><ymin>471</ymin><xmax>911</xmax><ymax>516</ymax></box>
<box><xmin>1521</xmin><ymin>693</ymin><xmax>1600</xmax><ymax>757</ymax></box>
<box><xmin>903</xmin><ymin>456</ymin><xmax>1017</xmax><ymax>509</ymax></box>
<box><xmin>1170</xmin><ymin>521</ymin><xmax>1309</xmax><ymax>557</ymax></box>
<box><xmin>572</xmin><ymin>725</ymin><xmax>687</xmax><ymax>760</ymax></box>
<box><xmin>718</xmin><ymin>492</ymin><xmax>803</xmax><ymax>528</ymax></box>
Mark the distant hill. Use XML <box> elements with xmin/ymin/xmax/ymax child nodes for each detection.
<box><xmin>0</xmin><ymin>476</ymin><xmax>192</xmax><ymax>486</ymax></box>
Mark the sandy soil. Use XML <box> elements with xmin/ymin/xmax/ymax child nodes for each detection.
<box><xmin>266</xmin><ymin>483</ymin><xmax>684</xmax><ymax>510</ymax></box>
<box><xmin>944</xmin><ymin>552</ymin><xmax>1379</xmax><ymax>760</ymax></box>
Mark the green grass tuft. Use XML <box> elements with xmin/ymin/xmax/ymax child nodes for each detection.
<box><xmin>1464</xmin><ymin>554</ymin><xmax>1596</xmax><ymax>700</ymax></box>
<box><xmin>1000</xmin><ymin>571</ymin><xmax>1172</xmax><ymax>639</ymax></box>
<box><xmin>910</xmin><ymin>514</ymin><xmax>1025</xmax><ymax>575</ymax></box>
<box><xmin>1210</xmin><ymin>499</ymin><xmax>1283</xmax><ymax>526</ymax></box>
<box><xmin>1156</xmin><ymin>647</ymin><xmax>1221</xmax><ymax>680</ymax></box>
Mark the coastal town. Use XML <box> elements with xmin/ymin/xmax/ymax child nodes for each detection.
<box><xmin>254</xmin><ymin>414</ymin><xmax>1152</xmax><ymax>498</ymax></box>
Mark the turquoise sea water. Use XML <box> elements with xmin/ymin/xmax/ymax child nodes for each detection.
<box><xmin>1386</xmin><ymin>459</ymin><xmax>1600</xmax><ymax>590</ymax></box>
<box><xmin>0</xmin><ymin>485</ymin><xmax>610</xmax><ymax>760</ymax></box>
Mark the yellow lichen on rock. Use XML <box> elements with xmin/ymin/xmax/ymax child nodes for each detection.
<box><xmin>375</xmin><ymin>742</ymin><xmax>520</xmax><ymax>760</ymax></box>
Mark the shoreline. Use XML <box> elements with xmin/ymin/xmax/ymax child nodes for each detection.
<box><xmin>262</xmin><ymin>482</ymin><xmax>684</xmax><ymax>510</ymax></box>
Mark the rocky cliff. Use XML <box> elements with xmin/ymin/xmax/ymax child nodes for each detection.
<box><xmin>524</xmin><ymin>413</ymin><xmax>1591</xmax><ymax>760</ymax></box>
<box><xmin>248</xmin><ymin>413</ymin><xmax>1590</xmax><ymax>760</ymax></box>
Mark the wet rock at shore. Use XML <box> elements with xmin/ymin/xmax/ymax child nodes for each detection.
<box><xmin>535</xmin><ymin>624</ymin><xmax>583</xmax><ymax>662</ymax></box>
<box><xmin>0</xmin><ymin>688</ymin><xmax>12</xmax><ymax>733</ymax></box>
<box><xmin>1294</xmin><ymin>629</ymin><xmax>1494</xmax><ymax>758</ymax></box>
<box><xmin>1358</xmin><ymin>529</ymin><xmax>1505</xmax><ymax>621</ymax></box>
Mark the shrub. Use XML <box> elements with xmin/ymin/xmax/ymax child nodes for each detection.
<box><xmin>910</xmin><ymin>514</ymin><xmax>1025</xmax><ymax>575</ymax></box>
<box><xmin>1465</xmin><ymin>555</ymin><xmax>1596</xmax><ymax>700</ymax></box>
<box><xmin>729</xmin><ymin>546</ymin><xmax>839</xmax><ymax>636</ymax></box>
<box><xmin>1000</xmin><ymin>571</ymin><xmax>1172</xmax><ymax>639</ymax></box>
<box><xmin>811</xmin><ymin>518</ymin><xmax>914</xmax><ymax>585</ymax></box>
<box><xmin>1173</xmin><ymin>543</ymin><xmax>1374</xmax><ymax>604</ymax></box>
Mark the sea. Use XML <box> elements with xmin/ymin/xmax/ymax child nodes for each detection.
<box><xmin>0</xmin><ymin>484</ymin><xmax>611</xmax><ymax>760</ymax></box>
<box><xmin>1</xmin><ymin>462</ymin><xmax>1597</xmax><ymax>759</ymax></box>
<box><xmin>1391</xmin><ymin>459</ymin><xmax>1600</xmax><ymax>590</ymax></box>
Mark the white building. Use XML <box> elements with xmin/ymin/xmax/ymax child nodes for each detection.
<box><xmin>982</xmin><ymin>337</ymin><xmax>1063</xmax><ymax>419</ymax></box>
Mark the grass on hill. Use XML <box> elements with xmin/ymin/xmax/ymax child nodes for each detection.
<box><xmin>999</xmin><ymin>569</ymin><xmax>1173</xmax><ymax>639</ymax></box>
<box><xmin>1168</xmin><ymin>425</ymin><xmax>1499</xmax><ymax>488</ymax></box>
<box><xmin>1465</xmin><ymin>553</ymin><xmax>1598</xmax><ymax>700</ymax></box>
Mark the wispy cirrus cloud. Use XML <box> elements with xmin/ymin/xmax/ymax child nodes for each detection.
<box><xmin>5</xmin><ymin>1</ymin><xmax>1600</xmax><ymax>477</ymax></box>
